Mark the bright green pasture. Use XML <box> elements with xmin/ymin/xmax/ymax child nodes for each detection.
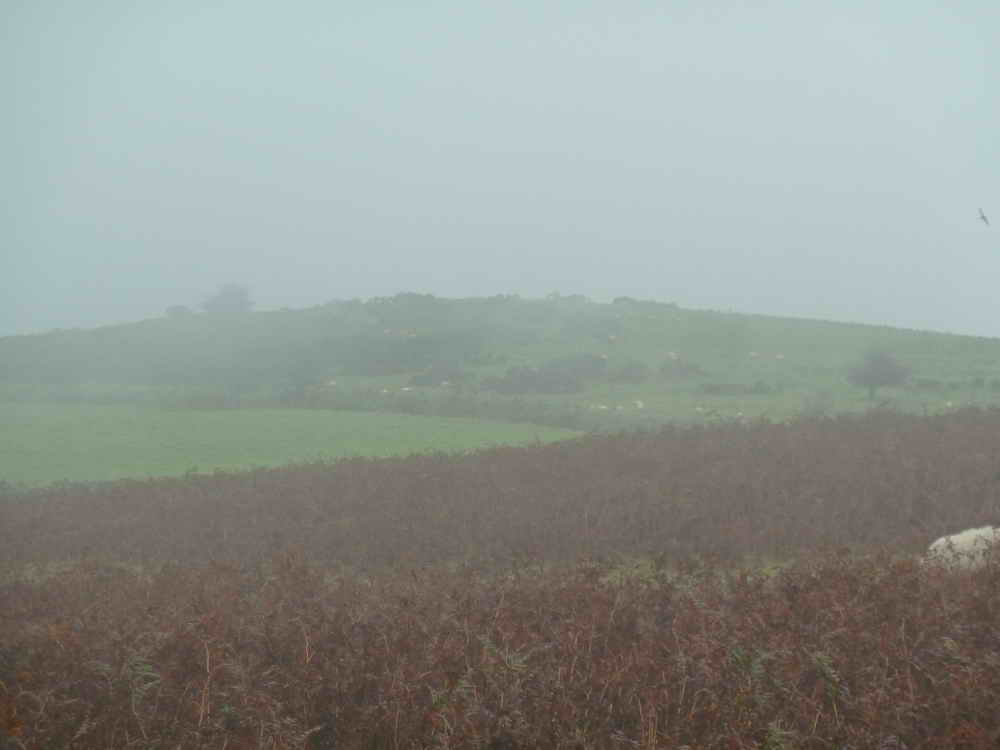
<box><xmin>0</xmin><ymin>403</ymin><xmax>578</xmax><ymax>487</ymax></box>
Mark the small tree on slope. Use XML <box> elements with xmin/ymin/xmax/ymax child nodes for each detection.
<box><xmin>847</xmin><ymin>349</ymin><xmax>909</xmax><ymax>400</ymax></box>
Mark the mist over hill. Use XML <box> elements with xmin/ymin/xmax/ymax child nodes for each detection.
<box><xmin>3</xmin><ymin>294</ymin><xmax>999</xmax><ymax>427</ymax></box>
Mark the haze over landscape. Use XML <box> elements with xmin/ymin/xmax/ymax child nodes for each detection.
<box><xmin>9</xmin><ymin>5</ymin><xmax>1000</xmax><ymax>745</ymax></box>
<box><xmin>4</xmin><ymin>0</ymin><xmax>997</xmax><ymax>337</ymax></box>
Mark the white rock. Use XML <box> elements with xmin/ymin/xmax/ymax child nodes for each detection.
<box><xmin>925</xmin><ymin>526</ymin><xmax>999</xmax><ymax>570</ymax></box>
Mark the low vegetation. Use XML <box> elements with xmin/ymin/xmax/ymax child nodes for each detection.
<box><xmin>3</xmin><ymin>409</ymin><xmax>1000</xmax><ymax>747</ymax></box>
<box><xmin>5</xmin><ymin>293</ymin><xmax>1000</xmax><ymax>429</ymax></box>
<box><xmin>7</xmin><ymin>407</ymin><xmax>998</xmax><ymax>569</ymax></box>
<box><xmin>2</xmin><ymin>553</ymin><xmax>997</xmax><ymax>749</ymax></box>
<box><xmin>5</xmin><ymin>296</ymin><xmax>1000</xmax><ymax>746</ymax></box>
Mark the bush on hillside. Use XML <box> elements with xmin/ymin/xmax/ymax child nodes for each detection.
<box><xmin>561</xmin><ymin>314</ymin><xmax>624</xmax><ymax>342</ymax></box>
<box><xmin>480</xmin><ymin>353</ymin><xmax>614</xmax><ymax>395</ymax></box>
<box><xmin>608</xmin><ymin>359</ymin><xmax>650</xmax><ymax>384</ymax></box>
<box><xmin>366</xmin><ymin>292</ymin><xmax>457</xmax><ymax>330</ymax></box>
<box><xmin>911</xmin><ymin>377</ymin><xmax>946</xmax><ymax>392</ymax></box>
<box><xmin>542</xmin><ymin>353</ymin><xmax>609</xmax><ymax>380</ymax></box>
<box><xmin>482</xmin><ymin>365</ymin><xmax>583</xmax><ymax>395</ymax></box>
<box><xmin>337</xmin><ymin>329</ymin><xmax>486</xmax><ymax>376</ymax></box>
<box><xmin>847</xmin><ymin>349</ymin><xmax>910</xmax><ymax>399</ymax></box>
<box><xmin>660</xmin><ymin>357</ymin><xmax>708</xmax><ymax>379</ymax></box>
<box><xmin>408</xmin><ymin>363</ymin><xmax>470</xmax><ymax>387</ymax></box>
<box><xmin>202</xmin><ymin>283</ymin><xmax>253</xmax><ymax>314</ymax></box>
<box><xmin>699</xmin><ymin>380</ymin><xmax>776</xmax><ymax>396</ymax></box>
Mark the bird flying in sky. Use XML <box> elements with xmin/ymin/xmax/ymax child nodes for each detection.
<box><xmin>979</xmin><ymin>208</ymin><xmax>990</xmax><ymax>226</ymax></box>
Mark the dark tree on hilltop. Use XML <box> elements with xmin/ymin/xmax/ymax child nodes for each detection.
<box><xmin>202</xmin><ymin>284</ymin><xmax>253</xmax><ymax>314</ymax></box>
<box><xmin>847</xmin><ymin>349</ymin><xmax>910</xmax><ymax>399</ymax></box>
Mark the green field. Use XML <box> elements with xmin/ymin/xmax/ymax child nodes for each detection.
<box><xmin>0</xmin><ymin>403</ymin><xmax>578</xmax><ymax>487</ymax></box>
<box><xmin>5</xmin><ymin>294</ymin><xmax>1000</xmax><ymax>482</ymax></box>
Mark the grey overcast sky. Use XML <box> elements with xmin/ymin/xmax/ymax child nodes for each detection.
<box><xmin>3</xmin><ymin>0</ymin><xmax>997</xmax><ymax>336</ymax></box>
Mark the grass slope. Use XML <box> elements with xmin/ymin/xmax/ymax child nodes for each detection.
<box><xmin>0</xmin><ymin>402</ymin><xmax>577</xmax><ymax>487</ymax></box>
<box><xmin>4</xmin><ymin>293</ymin><xmax>1000</xmax><ymax>429</ymax></box>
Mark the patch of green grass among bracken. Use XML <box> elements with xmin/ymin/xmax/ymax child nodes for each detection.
<box><xmin>0</xmin><ymin>402</ymin><xmax>578</xmax><ymax>487</ymax></box>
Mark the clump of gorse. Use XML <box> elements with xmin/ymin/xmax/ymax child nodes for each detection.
<box><xmin>925</xmin><ymin>526</ymin><xmax>999</xmax><ymax>570</ymax></box>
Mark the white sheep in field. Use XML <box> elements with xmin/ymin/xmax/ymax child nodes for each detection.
<box><xmin>925</xmin><ymin>526</ymin><xmax>999</xmax><ymax>570</ymax></box>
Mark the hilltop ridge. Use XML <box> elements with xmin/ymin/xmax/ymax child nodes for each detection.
<box><xmin>3</xmin><ymin>293</ymin><xmax>999</xmax><ymax>426</ymax></box>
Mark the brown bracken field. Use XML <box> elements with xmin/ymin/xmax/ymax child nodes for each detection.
<box><xmin>3</xmin><ymin>408</ymin><xmax>1000</xmax><ymax>748</ymax></box>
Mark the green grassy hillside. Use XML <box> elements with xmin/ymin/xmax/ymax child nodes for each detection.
<box><xmin>4</xmin><ymin>293</ymin><xmax>1000</xmax><ymax>427</ymax></box>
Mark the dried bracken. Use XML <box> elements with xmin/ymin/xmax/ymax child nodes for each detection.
<box><xmin>1</xmin><ymin>554</ymin><xmax>998</xmax><ymax>748</ymax></box>
<box><xmin>3</xmin><ymin>408</ymin><xmax>1000</xmax><ymax>747</ymax></box>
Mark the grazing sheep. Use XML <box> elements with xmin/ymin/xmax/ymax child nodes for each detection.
<box><xmin>925</xmin><ymin>526</ymin><xmax>999</xmax><ymax>570</ymax></box>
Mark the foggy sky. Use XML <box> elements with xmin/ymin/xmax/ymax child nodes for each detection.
<box><xmin>4</xmin><ymin>1</ymin><xmax>998</xmax><ymax>337</ymax></box>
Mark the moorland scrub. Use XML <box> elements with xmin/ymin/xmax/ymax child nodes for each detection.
<box><xmin>3</xmin><ymin>409</ymin><xmax>1000</xmax><ymax>747</ymax></box>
